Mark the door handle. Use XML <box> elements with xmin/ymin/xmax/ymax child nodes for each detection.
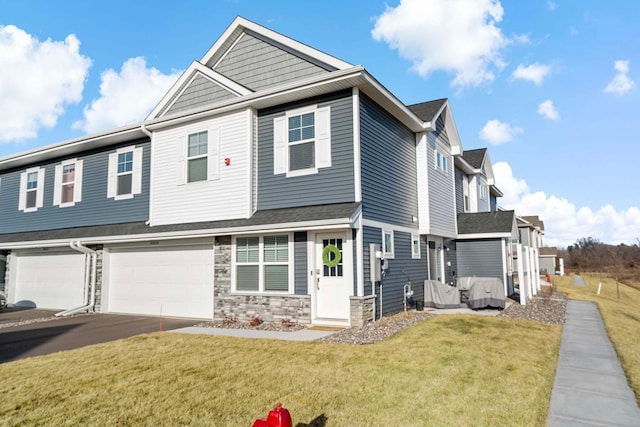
<box><xmin>316</xmin><ymin>269</ymin><xmax>320</xmax><ymax>291</ymax></box>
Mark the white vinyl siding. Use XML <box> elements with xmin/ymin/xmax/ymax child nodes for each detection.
<box><xmin>273</xmin><ymin>105</ymin><xmax>331</xmax><ymax>177</ymax></box>
<box><xmin>18</xmin><ymin>167</ymin><xmax>45</xmax><ymax>212</ymax></box>
<box><xmin>108</xmin><ymin>146</ymin><xmax>143</xmax><ymax>200</ymax></box>
<box><xmin>151</xmin><ymin>109</ymin><xmax>251</xmax><ymax>226</ymax></box>
<box><xmin>232</xmin><ymin>234</ymin><xmax>293</xmax><ymax>294</ymax></box>
<box><xmin>54</xmin><ymin>158</ymin><xmax>83</xmax><ymax>207</ymax></box>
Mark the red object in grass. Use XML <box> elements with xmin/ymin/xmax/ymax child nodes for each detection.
<box><xmin>252</xmin><ymin>403</ymin><xmax>292</xmax><ymax>427</ymax></box>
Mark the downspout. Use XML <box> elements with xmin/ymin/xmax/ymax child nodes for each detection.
<box><xmin>55</xmin><ymin>241</ymin><xmax>97</xmax><ymax>317</ymax></box>
<box><xmin>140</xmin><ymin>123</ymin><xmax>153</xmax><ymax>226</ymax></box>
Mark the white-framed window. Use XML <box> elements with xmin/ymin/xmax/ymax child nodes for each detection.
<box><xmin>273</xmin><ymin>105</ymin><xmax>331</xmax><ymax>177</ymax></box>
<box><xmin>411</xmin><ymin>234</ymin><xmax>421</xmax><ymax>259</ymax></box>
<box><xmin>187</xmin><ymin>131</ymin><xmax>208</xmax><ymax>183</ymax></box>
<box><xmin>479</xmin><ymin>181</ymin><xmax>488</xmax><ymax>200</ymax></box>
<box><xmin>54</xmin><ymin>158</ymin><xmax>83</xmax><ymax>207</ymax></box>
<box><xmin>435</xmin><ymin>150</ymin><xmax>447</xmax><ymax>173</ymax></box>
<box><xmin>233</xmin><ymin>234</ymin><xmax>292</xmax><ymax>293</ymax></box>
<box><xmin>176</xmin><ymin>128</ymin><xmax>220</xmax><ymax>185</ymax></box>
<box><xmin>462</xmin><ymin>176</ymin><xmax>470</xmax><ymax>212</ymax></box>
<box><xmin>382</xmin><ymin>229</ymin><xmax>395</xmax><ymax>259</ymax></box>
<box><xmin>108</xmin><ymin>146</ymin><xmax>143</xmax><ymax>200</ymax></box>
<box><xmin>18</xmin><ymin>167</ymin><xmax>45</xmax><ymax>212</ymax></box>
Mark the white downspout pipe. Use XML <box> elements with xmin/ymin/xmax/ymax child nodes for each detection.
<box><xmin>140</xmin><ymin>123</ymin><xmax>153</xmax><ymax>226</ymax></box>
<box><xmin>56</xmin><ymin>241</ymin><xmax>97</xmax><ymax>317</ymax></box>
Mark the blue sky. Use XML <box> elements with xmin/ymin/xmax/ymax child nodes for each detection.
<box><xmin>1</xmin><ymin>0</ymin><xmax>639</xmax><ymax>246</ymax></box>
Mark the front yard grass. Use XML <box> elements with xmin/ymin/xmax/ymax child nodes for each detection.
<box><xmin>0</xmin><ymin>315</ymin><xmax>560</xmax><ymax>426</ymax></box>
<box><xmin>554</xmin><ymin>274</ymin><xmax>640</xmax><ymax>405</ymax></box>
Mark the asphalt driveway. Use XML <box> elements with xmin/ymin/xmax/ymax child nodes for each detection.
<box><xmin>0</xmin><ymin>308</ymin><xmax>199</xmax><ymax>363</ymax></box>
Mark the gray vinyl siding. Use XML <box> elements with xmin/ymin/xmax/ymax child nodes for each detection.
<box><xmin>539</xmin><ymin>257</ymin><xmax>555</xmax><ymax>275</ymax></box>
<box><xmin>490</xmin><ymin>194</ymin><xmax>498</xmax><ymax>212</ymax></box>
<box><xmin>294</xmin><ymin>231</ymin><xmax>308</xmax><ymax>295</ymax></box>
<box><xmin>444</xmin><ymin>239</ymin><xmax>457</xmax><ymax>285</ymax></box>
<box><xmin>163</xmin><ymin>74</ymin><xmax>237</xmax><ymax>116</ymax></box>
<box><xmin>257</xmin><ymin>91</ymin><xmax>354</xmax><ymax>210</ymax></box>
<box><xmin>0</xmin><ymin>139</ymin><xmax>150</xmax><ymax>234</ymax></box>
<box><xmin>426</xmin><ymin>116</ymin><xmax>457</xmax><ymax>236</ymax></box>
<box><xmin>360</xmin><ymin>95</ymin><xmax>418</xmax><ymax>228</ymax></box>
<box><xmin>455</xmin><ymin>168</ymin><xmax>465</xmax><ymax>214</ymax></box>
<box><xmin>362</xmin><ymin>226</ymin><xmax>427</xmax><ymax>317</ymax></box>
<box><xmin>214</xmin><ymin>31</ymin><xmax>329</xmax><ymax>92</ymax></box>
<box><xmin>456</xmin><ymin>239</ymin><xmax>504</xmax><ymax>280</ymax></box>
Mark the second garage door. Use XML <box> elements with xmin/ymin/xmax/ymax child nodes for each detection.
<box><xmin>106</xmin><ymin>245</ymin><xmax>214</xmax><ymax>319</ymax></box>
<box><xmin>11</xmin><ymin>251</ymin><xmax>86</xmax><ymax>310</ymax></box>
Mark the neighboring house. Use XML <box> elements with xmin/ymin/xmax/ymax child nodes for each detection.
<box><xmin>0</xmin><ymin>17</ymin><xmax>454</xmax><ymax>326</ymax></box>
<box><xmin>539</xmin><ymin>247</ymin><xmax>558</xmax><ymax>276</ymax></box>
<box><xmin>450</xmin><ymin>148</ymin><xmax>505</xmax><ymax>288</ymax></box>
<box><xmin>513</xmin><ymin>215</ymin><xmax>544</xmax><ymax>301</ymax></box>
<box><xmin>407</xmin><ymin>100</ymin><xmax>461</xmax><ymax>286</ymax></box>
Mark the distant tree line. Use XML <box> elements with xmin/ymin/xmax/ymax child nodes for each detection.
<box><xmin>559</xmin><ymin>237</ymin><xmax>640</xmax><ymax>282</ymax></box>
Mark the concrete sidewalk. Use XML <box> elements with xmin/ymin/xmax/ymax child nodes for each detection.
<box><xmin>171</xmin><ymin>326</ymin><xmax>336</xmax><ymax>341</ymax></box>
<box><xmin>548</xmin><ymin>300</ymin><xmax>640</xmax><ymax>426</ymax></box>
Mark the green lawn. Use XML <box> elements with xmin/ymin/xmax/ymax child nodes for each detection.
<box><xmin>554</xmin><ymin>274</ymin><xmax>640</xmax><ymax>405</ymax></box>
<box><xmin>0</xmin><ymin>315</ymin><xmax>561</xmax><ymax>426</ymax></box>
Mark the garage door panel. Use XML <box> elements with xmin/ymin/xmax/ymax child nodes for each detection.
<box><xmin>107</xmin><ymin>245</ymin><xmax>214</xmax><ymax>319</ymax></box>
<box><xmin>13</xmin><ymin>252</ymin><xmax>85</xmax><ymax>310</ymax></box>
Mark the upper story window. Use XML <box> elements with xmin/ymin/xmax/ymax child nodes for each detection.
<box><xmin>462</xmin><ymin>176</ymin><xmax>470</xmax><ymax>212</ymax></box>
<box><xmin>233</xmin><ymin>235</ymin><xmax>292</xmax><ymax>293</ymax></box>
<box><xmin>273</xmin><ymin>105</ymin><xmax>331</xmax><ymax>177</ymax></box>
<box><xmin>19</xmin><ymin>167</ymin><xmax>45</xmax><ymax>212</ymax></box>
<box><xmin>176</xmin><ymin>128</ymin><xmax>219</xmax><ymax>185</ymax></box>
<box><xmin>187</xmin><ymin>131</ymin><xmax>208</xmax><ymax>183</ymax></box>
<box><xmin>480</xmin><ymin>182</ymin><xmax>488</xmax><ymax>200</ymax></box>
<box><xmin>108</xmin><ymin>146</ymin><xmax>143</xmax><ymax>200</ymax></box>
<box><xmin>435</xmin><ymin>150</ymin><xmax>448</xmax><ymax>173</ymax></box>
<box><xmin>54</xmin><ymin>158</ymin><xmax>83</xmax><ymax>207</ymax></box>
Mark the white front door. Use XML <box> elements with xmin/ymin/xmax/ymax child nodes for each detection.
<box><xmin>314</xmin><ymin>232</ymin><xmax>352</xmax><ymax>324</ymax></box>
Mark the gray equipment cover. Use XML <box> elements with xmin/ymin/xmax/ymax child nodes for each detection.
<box><xmin>456</xmin><ymin>277</ymin><xmax>505</xmax><ymax>309</ymax></box>
<box><xmin>424</xmin><ymin>280</ymin><xmax>461</xmax><ymax>309</ymax></box>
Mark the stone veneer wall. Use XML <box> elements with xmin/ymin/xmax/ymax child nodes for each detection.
<box><xmin>2</xmin><ymin>253</ymin><xmax>11</xmax><ymax>299</ymax></box>
<box><xmin>90</xmin><ymin>246</ymin><xmax>103</xmax><ymax>312</ymax></box>
<box><xmin>350</xmin><ymin>296</ymin><xmax>375</xmax><ymax>327</ymax></box>
<box><xmin>214</xmin><ymin>236</ymin><xmax>311</xmax><ymax>324</ymax></box>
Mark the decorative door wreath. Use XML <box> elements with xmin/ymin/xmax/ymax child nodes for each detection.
<box><xmin>322</xmin><ymin>244</ymin><xmax>342</xmax><ymax>267</ymax></box>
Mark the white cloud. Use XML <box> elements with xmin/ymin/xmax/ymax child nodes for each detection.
<box><xmin>494</xmin><ymin>162</ymin><xmax>640</xmax><ymax>246</ymax></box>
<box><xmin>512</xmin><ymin>63</ymin><xmax>551</xmax><ymax>85</ymax></box>
<box><xmin>537</xmin><ymin>100</ymin><xmax>559</xmax><ymax>120</ymax></box>
<box><xmin>547</xmin><ymin>1</ymin><xmax>557</xmax><ymax>11</ymax></box>
<box><xmin>0</xmin><ymin>25</ymin><xmax>91</xmax><ymax>143</ymax></box>
<box><xmin>604</xmin><ymin>60</ymin><xmax>635</xmax><ymax>96</ymax></box>
<box><xmin>73</xmin><ymin>57</ymin><xmax>181</xmax><ymax>134</ymax></box>
<box><xmin>371</xmin><ymin>0</ymin><xmax>509</xmax><ymax>88</ymax></box>
<box><xmin>479</xmin><ymin>120</ymin><xmax>523</xmax><ymax>145</ymax></box>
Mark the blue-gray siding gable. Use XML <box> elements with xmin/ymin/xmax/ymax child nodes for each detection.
<box><xmin>214</xmin><ymin>31</ymin><xmax>329</xmax><ymax>92</ymax></box>
<box><xmin>257</xmin><ymin>91</ymin><xmax>355</xmax><ymax>210</ymax></box>
<box><xmin>0</xmin><ymin>139</ymin><xmax>150</xmax><ymax>234</ymax></box>
<box><xmin>162</xmin><ymin>74</ymin><xmax>238</xmax><ymax>116</ymax></box>
<box><xmin>360</xmin><ymin>94</ymin><xmax>418</xmax><ymax>228</ymax></box>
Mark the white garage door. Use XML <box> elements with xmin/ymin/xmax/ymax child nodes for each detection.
<box><xmin>12</xmin><ymin>252</ymin><xmax>86</xmax><ymax>309</ymax></box>
<box><xmin>107</xmin><ymin>245</ymin><xmax>214</xmax><ymax>319</ymax></box>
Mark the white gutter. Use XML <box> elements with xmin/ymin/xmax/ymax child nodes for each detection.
<box><xmin>140</xmin><ymin>123</ymin><xmax>154</xmax><ymax>226</ymax></box>
<box><xmin>56</xmin><ymin>241</ymin><xmax>97</xmax><ymax>317</ymax></box>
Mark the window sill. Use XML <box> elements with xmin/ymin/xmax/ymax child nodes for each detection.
<box><xmin>58</xmin><ymin>202</ymin><xmax>76</xmax><ymax>208</ymax></box>
<box><xmin>231</xmin><ymin>291</ymin><xmax>294</xmax><ymax>297</ymax></box>
<box><xmin>21</xmin><ymin>207</ymin><xmax>39</xmax><ymax>213</ymax></box>
<box><xmin>286</xmin><ymin>168</ymin><xmax>318</xmax><ymax>178</ymax></box>
<box><xmin>114</xmin><ymin>194</ymin><xmax>134</xmax><ymax>201</ymax></box>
